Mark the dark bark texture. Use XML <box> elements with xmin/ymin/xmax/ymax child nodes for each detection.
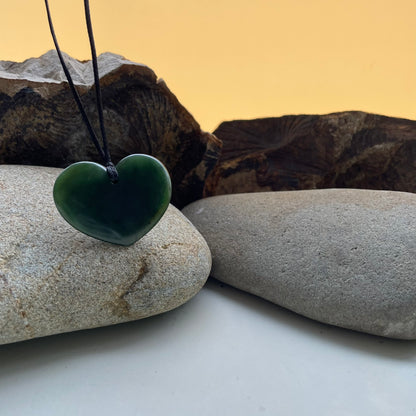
<box><xmin>0</xmin><ymin>51</ymin><xmax>221</xmax><ymax>208</ymax></box>
<box><xmin>205</xmin><ymin>111</ymin><xmax>416</xmax><ymax>196</ymax></box>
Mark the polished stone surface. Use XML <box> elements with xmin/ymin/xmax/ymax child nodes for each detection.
<box><xmin>54</xmin><ymin>154</ymin><xmax>171</xmax><ymax>246</ymax></box>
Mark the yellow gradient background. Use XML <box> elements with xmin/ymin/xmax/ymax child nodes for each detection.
<box><xmin>1</xmin><ymin>0</ymin><xmax>415</xmax><ymax>131</ymax></box>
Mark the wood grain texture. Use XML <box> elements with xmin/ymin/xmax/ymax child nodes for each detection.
<box><xmin>205</xmin><ymin>111</ymin><xmax>416</xmax><ymax>196</ymax></box>
<box><xmin>0</xmin><ymin>51</ymin><xmax>221</xmax><ymax>208</ymax></box>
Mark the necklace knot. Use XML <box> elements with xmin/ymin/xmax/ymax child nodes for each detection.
<box><xmin>106</xmin><ymin>162</ymin><xmax>119</xmax><ymax>184</ymax></box>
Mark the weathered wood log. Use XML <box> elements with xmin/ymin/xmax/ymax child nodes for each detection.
<box><xmin>205</xmin><ymin>111</ymin><xmax>416</xmax><ymax>196</ymax></box>
<box><xmin>0</xmin><ymin>51</ymin><xmax>221</xmax><ymax>208</ymax></box>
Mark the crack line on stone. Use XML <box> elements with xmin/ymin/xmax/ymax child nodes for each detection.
<box><xmin>120</xmin><ymin>259</ymin><xmax>149</xmax><ymax>300</ymax></box>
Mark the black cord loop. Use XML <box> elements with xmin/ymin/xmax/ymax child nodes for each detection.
<box><xmin>44</xmin><ymin>0</ymin><xmax>118</xmax><ymax>182</ymax></box>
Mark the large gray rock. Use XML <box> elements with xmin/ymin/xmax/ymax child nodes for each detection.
<box><xmin>182</xmin><ymin>190</ymin><xmax>416</xmax><ymax>339</ymax></box>
<box><xmin>0</xmin><ymin>165</ymin><xmax>211</xmax><ymax>345</ymax></box>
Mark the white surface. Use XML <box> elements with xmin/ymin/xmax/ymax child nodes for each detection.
<box><xmin>0</xmin><ymin>279</ymin><xmax>415</xmax><ymax>416</ymax></box>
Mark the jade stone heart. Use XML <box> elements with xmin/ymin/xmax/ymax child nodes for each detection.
<box><xmin>53</xmin><ymin>154</ymin><xmax>171</xmax><ymax>246</ymax></box>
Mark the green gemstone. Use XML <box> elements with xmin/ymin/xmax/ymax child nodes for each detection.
<box><xmin>53</xmin><ymin>154</ymin><xmax>172</xmax><ymax>246</ymax></box>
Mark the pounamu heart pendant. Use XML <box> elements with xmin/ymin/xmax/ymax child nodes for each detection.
<box><xmin>53</xmin><ymin>154</ymin><xmax>172</xmax><ymax>246</ymax></box>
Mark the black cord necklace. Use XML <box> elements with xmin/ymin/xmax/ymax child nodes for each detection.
<box><xmin>45</xmin><ymin>0</ymin><xmax>118</xmax><ymax>182</ymax></box>
<box><xmin>46</xmin><ymin>0</ymin><xmax>172</xmax><ymax>246</ymax></box>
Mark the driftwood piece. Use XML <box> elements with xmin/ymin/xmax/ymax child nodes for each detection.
<box><xmin>205</xmin><ymin>111</ymin><xmax>416</xmax><ymax>196</ymax></box>
<box><xmin>0</xmin><ymin>50</ymin><xmax>221</xmax><ymax>208</ymax></box>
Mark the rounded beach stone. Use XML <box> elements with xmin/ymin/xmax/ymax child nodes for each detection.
<box><xmin>182</xmin><ymin>190</ymin><xmax>416</xmax><ymax>339</ymax></box>
<box><xmin>0</xmin><ymin>165</ymin><xmax>211</xmax><ymax>345</ymax></box>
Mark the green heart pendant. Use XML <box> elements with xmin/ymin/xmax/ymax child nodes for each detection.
<box><xmin>53</xmin><ymin>154</ymin><xmax>172</xmax><ymax>246</ymax></box>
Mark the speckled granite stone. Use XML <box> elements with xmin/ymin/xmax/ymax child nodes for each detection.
<box><xmin>0</xmin><ymin>165</ymin><xmax>211</xmax><ymax>345</ymax></box>
<box><xmin>183</xmin><ymin>190</ymin><xmax>416</xmax><ymax>339</ymax></box>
